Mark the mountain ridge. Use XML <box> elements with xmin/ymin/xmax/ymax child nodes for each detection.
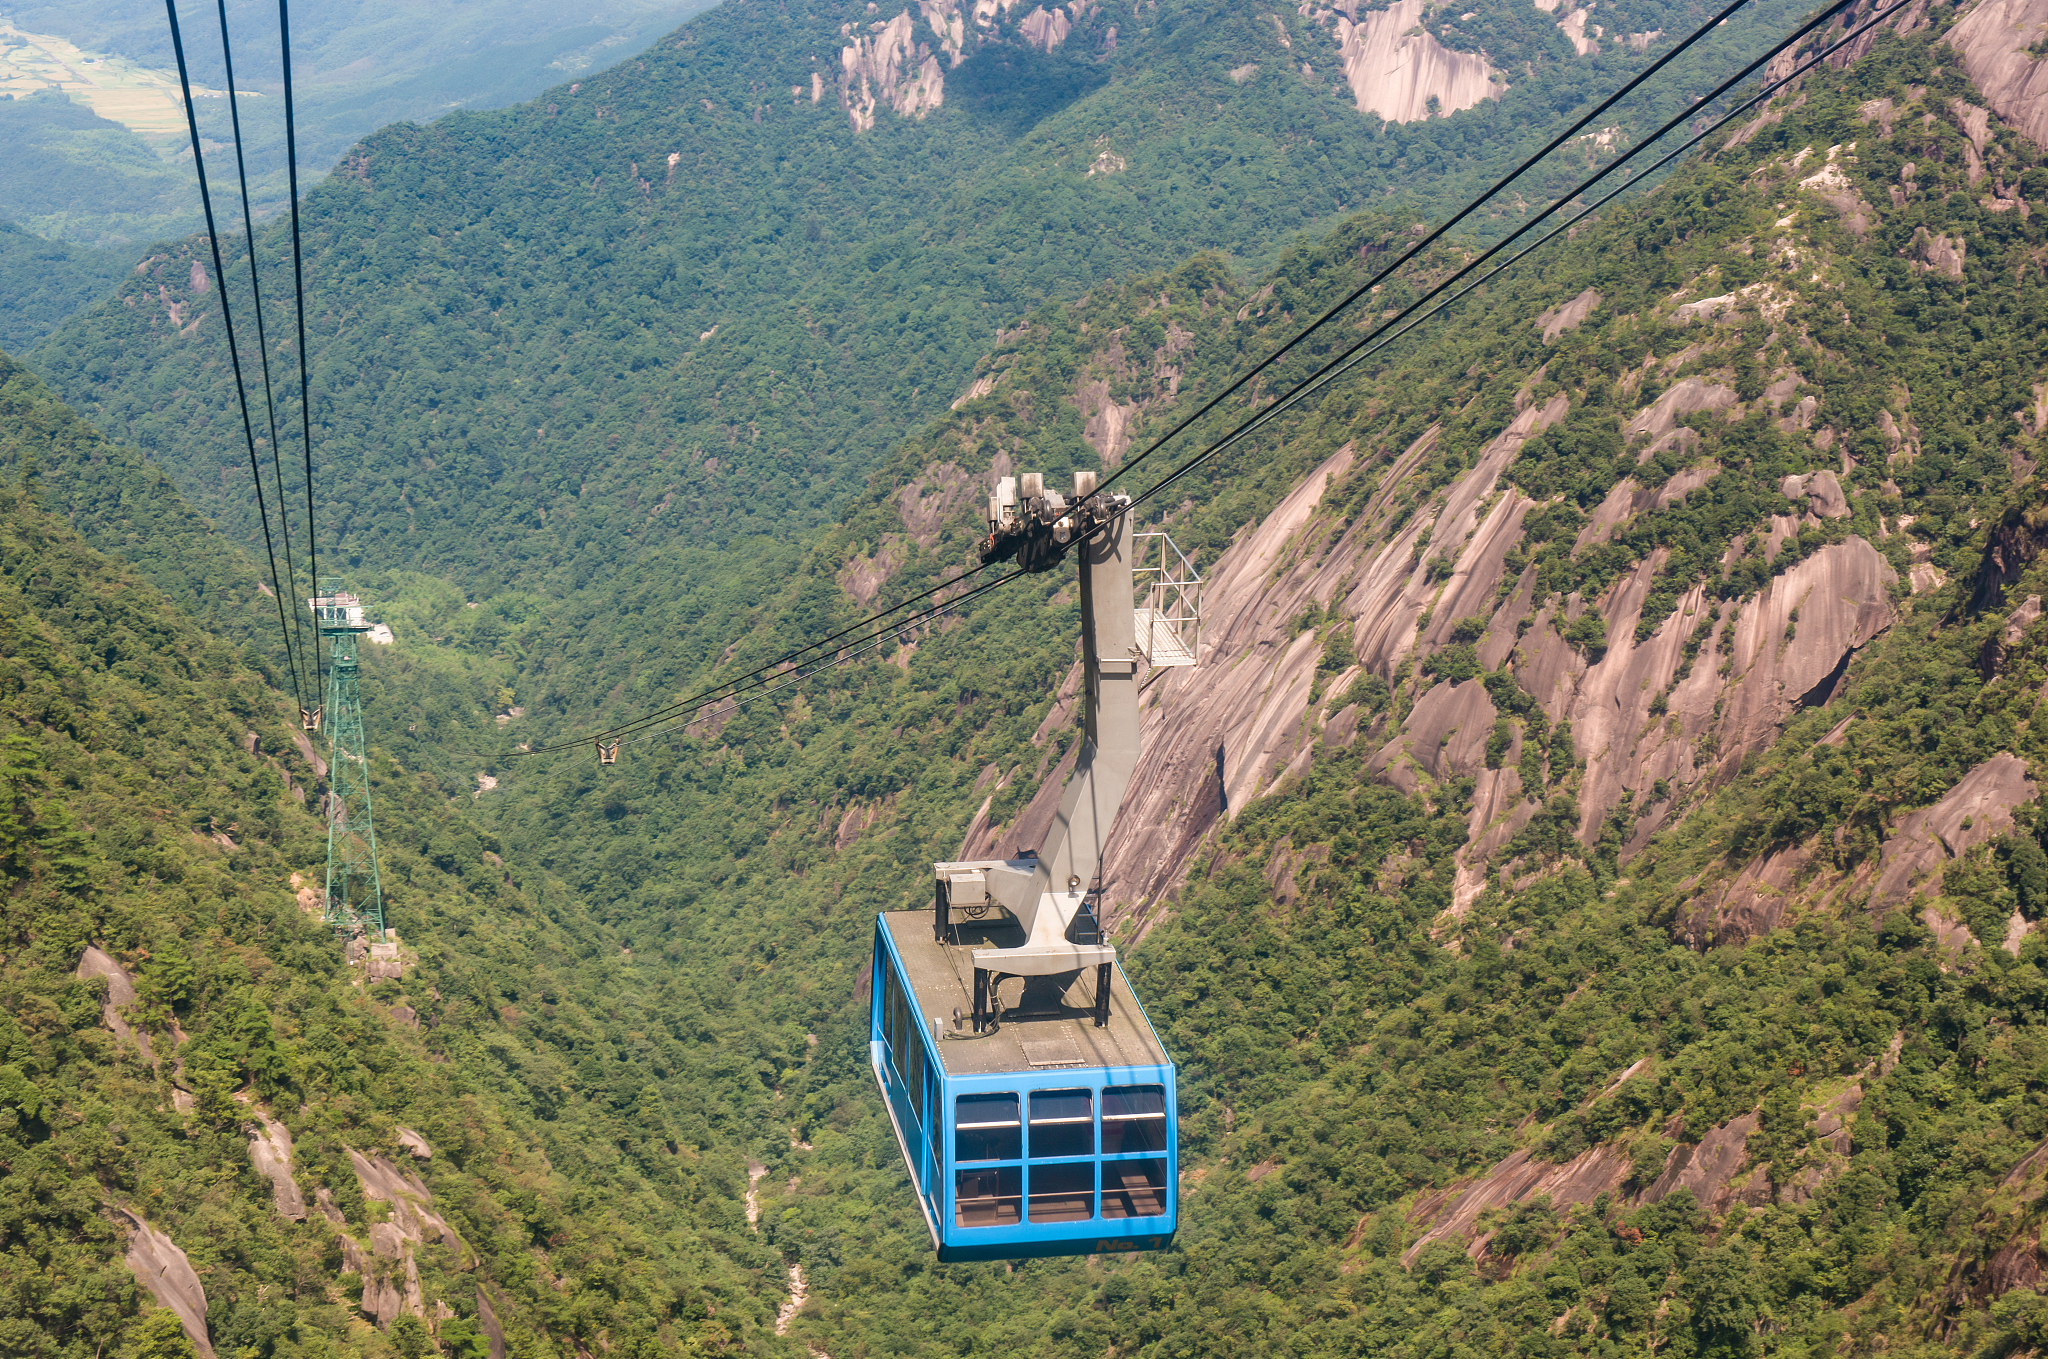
<box><xmin>28</xmin><ymin>0</ymin><xmax>1815</xmax><ymax>591</ymax></box>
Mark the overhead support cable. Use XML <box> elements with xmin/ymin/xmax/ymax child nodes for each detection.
<box><xmin>605</xmin><ymin>570</ymin><xmax>1028</xmax><ymax>754</ymax></box>
<box><xmin>1120</xmin><ymin>0</ymin><xmax>1878</xmax><ymax>515</ymax></box>
<box><xmin>497</xmin><ymin>564</ymin><xmax>1025</xmax><ymax>759</ymax></box>
<box><xmin>1125</xmin><ymin>0</ymin><xmax>1918</xmax><ymax>514</ymax></box>
<box><xmin>162</xmin><ymin>0</ymin><xmax>306</xmax><ymax>714</ymax></box>
<box><xmin>277</xmin><ymin>0</ymin><xmax>323</xmax><ymax>685</ymax></box>
<box><xmin>213</xmin><ymin>0</ymin><xmax>312</xmax><ymax>690</ymax></box>
<box><xmin>493</xmin><ymin>555</ymin><xmax>1009</xmax><ymax>757</ymax></box>
<box><xmin>1083</xmin><ymin>0</ymin><xmax>1834</xmax><ymax>513</ymax></box>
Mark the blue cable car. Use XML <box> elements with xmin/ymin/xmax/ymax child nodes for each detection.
<box><xmin>868</xmin><ymin>472</ymin><xmax>1199</xmax><ymax>1260</ymax></box>
<box><xmin>869</xmin><ymin>903</ymin><xmax>1178</xmax><ymax>1260</ymax></box>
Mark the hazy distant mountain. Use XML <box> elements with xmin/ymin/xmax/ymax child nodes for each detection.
<box><xmin>0</xmin><ymin>0</ymin><xmax>718</xmax><ymax>246</ymax></box>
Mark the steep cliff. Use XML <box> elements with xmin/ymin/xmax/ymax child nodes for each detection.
<box><xmin>1053</xmin><ymin>8</ymin><xmax>2048</xmax><ymax>947</ymax></box>
<box><xmin>1315</xmin><ymin>0</ymin><xmax>1504</xmax><ymax>122</ymax></box>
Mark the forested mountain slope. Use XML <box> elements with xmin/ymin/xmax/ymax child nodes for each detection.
<box><xmin>28</xmin><ymin>0</ymin><xmax>1813</xmax><ymax>591</ymax></box>
<box><xmin>0</xmin><ymin>225</ymin><xmax>128</xmax><ymax>355</ymax></box>
<box><xmin>0</xmin><ymin>390</ymin><xmax>812</xmax><ymax>1357</ymax></box>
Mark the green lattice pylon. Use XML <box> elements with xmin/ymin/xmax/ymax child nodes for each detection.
<box><xmin>310</xmin><ymin>589</ymin><xmax>385</xmax><ymax>942</ymax></box>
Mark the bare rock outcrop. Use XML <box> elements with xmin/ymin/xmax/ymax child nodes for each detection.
<box><xmin>1946</xmin><ymin>0</ymin><xmax>2048</xmax><ymax>150</ymax></box>
<box><xmin>1709</xmin><ymin>538</ymin><xmax>1895</xmax><ymax>771</ymax></box>
<box><xmin>894</xmin><ymin>463</ymin><xmax>979</xmax><ymax>548</ymax></box>
<box><xmin>840</xmin><ymin>10</ymin><xmax>945</xmax><ymax>132</ymax></box>
<box><xmin>1625</xmin><ymin>376</ymin><xmax>1740</xmax><ymax>443</ymax></box>
<box><xmin>1911</xmin><ymin>226</ymin><xmax>1968</xmax><ymax>278</ymax></box>
<box><xmin>1679</xmin><ymin>845</ymin><xmax>1809</xmax><ymax>949</ymax></box>
<box><xmin>1074</xmin><ymin>376</ymin><xmax>1139</xmax><ymax>465</ymax></box>
<box><xmin>1368</xmin><ymin>679</ymin><xmax>1495</xmax><ymax>791</ymax></box>
<box><xmin>349</xmin><ymin>1149</ymin><xmax>462</xmax><ymax>1252</ymax></box>
<box><xmin>1638</xmin><ymin>1110</ymin><xmax>1762</xmax><ymax>1210</ymax></box>
<box><xmin>477</xmin><ymin>1286</ymin><xmax>509</xmax><ymax>1359</ymax></box>
<box><xmin>119</xmin><ymin>1209</ymin><xmax>213</xmax><ymax>1358</ymax></box>
<box><xmin>247</xmin><ymin>1112</ymin><xmax>306</xmax><ymax>1220</ymax></box>
<box><xmin>1098</xmin><ymin>399</ymin><xmax>1567</xmax><ymax>927</ymax></box>
<box><xmin>1536</xmin><ymin>288</ymin><xmax>1601</xmax><ymax>342</ymax></box>
<box><xmin>1983</xmin><ymin>594</ymin><xmax>2042</xmax><ymax>676</ymax></box>
<box><xmin>342</xmin><ymin>1147</ymin><xmax>467</xmax><ymax>1327</ymax></box>
<box><xmin>1871</xmin><ymin>752</ymin><xmax>2037</xmax><ymax>911</ymax></box>
<box><xmin>1327</xmin><ymin>0</ymin><xmax>1501</xmax><ymax>124</ymax></box>
<box><xmin>1780</xmin><ymin>470</ymin><xmax>1849</xmax><ymax>519</ymax></box>
<box><xmin>1405</xmin><ymin>1101</ymin><xmax>1787</xmax><ymax>1266</ymax></box>
<box><xmin>1401</xmin><ymin>1143</ymin><xmax>1634</xmax><ymax>1266</ymax></box>
<box><xmin>75</xmin><ymin>946</ymin><xmax>154</xmax><ymax>1064</ymax></box>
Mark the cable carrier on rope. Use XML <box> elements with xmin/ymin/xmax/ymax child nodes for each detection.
<box><xmin>870</xmin><ymin>470</ymin><xmax>1202</xmax><ymax>1261</ymax></box>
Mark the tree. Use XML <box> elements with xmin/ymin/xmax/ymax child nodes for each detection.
<box><xmin>129</xmin><ymin>1310</ymin><xmax>197</xmax><ymax>1359</ymax></box>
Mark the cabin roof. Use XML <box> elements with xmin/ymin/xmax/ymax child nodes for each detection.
<box><xmin>880</xmin><ymin>911</ymin><xmax>1172</xmax><ymax>1078</ymax></box>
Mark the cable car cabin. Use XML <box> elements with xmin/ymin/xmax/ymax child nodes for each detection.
<box><xmin>870</xmin><ymin>907</ymin><xmax>1177</xmax><ymax>1261</ymax></box>
<box><xmin>865</xmin><ymin>471</ymin><xmax>1197</xmax><ymax>1262</ymax></box>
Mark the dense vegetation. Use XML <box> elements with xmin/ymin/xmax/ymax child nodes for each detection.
<box><xmin>16</xmin><ymin>2</ymin><xmax>2048</xmax><ymax>1356</ymax></box>
<box><xmin>0</xmin><ymin>392</ymin><xmax>801</xmax><ymax>1358</ymax></box>
<box><xmin>0</xmin><ymin>224</ymin><xmax>128</xmax><ymax>355</ymax></box>
<box><xmin>0</xmin><ymin>91</ymin><xmax>194</xmax><ymax>248</ymax></box>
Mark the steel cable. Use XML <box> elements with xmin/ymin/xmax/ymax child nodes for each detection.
<box><xmin>163</xmin><ymin>0</ymin><xmax>307</xmax><ymax>714</ymax></box>
<box><xmin>495</xmin><ymin>565</ymin><xmax>1026</xmax><ymax>759</ymax></box>
<box><xmin>213</xmin><ymin>0</ymin><xmax>313</xmax><ymax>693</ymax></box>
<box><xmin>1125</xmin><ymin>0</ymin><xmax>1915</xmax><ymax>516</ymax></box>
<box><xmin>278</xmin><ymin>0</ymin><xmax>323</xmax><ymax>687</ymax></box>
<box><xmin>1074</xmin><ymin>0</ymin><xmax>1807</xmax><ymax>514</ymax></box>
<box><xmin>1120</xmin><ymin>0</ymin><xmax>1876</xmax><ymax>515</ymax></box>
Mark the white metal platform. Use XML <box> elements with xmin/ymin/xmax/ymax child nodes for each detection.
<box><xmin>1133</xmin><ymin>607</ymin><xmax>1197</xmax><ymax>667</ymax></box>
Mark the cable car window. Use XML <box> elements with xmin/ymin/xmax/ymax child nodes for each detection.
<box><xmin>906</xmin><ymin>1015</ymin><xmax>927</xmax><ymax>1131</ymax></box>
<box><xmin>1101</xmin><ymin>1158</ymin><xmax>1170</xmax><ymax>1219</ymax></box>
<box><xmin>884</xmin><ymin>963</ymin><xmax>907</xmax><ymax>1074</ymax></box>
<box><xmin>954</xmin><ymin>1094</ymin><xmax>1021</xmax><ymax>1162</ymax></box>
<box><xmin>926</xmin><ymin>1071</ymin><xmax>943</xmax><ymax>1189</ymax></box>
<box><xmin>1028</xmin><ymin>1089</ymin><xmax>1094</xmax><ymax>1159</ymax></box>
<box><xmin>955</xmin><ymin>1165</ymin><xmax>1021</xmax><ymax>1227</ymax></box>
<box><xmin>1101</xmin><ymin>1085</ymin><xmax>1168</xmax><ymax>1155</ymax></box>
<box><xmin>1027</xmin><ymin>1162</ymin><xmax>1095</xmax><ymax>1222</ymax></box>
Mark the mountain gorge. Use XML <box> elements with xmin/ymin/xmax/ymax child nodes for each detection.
<box><xmin>16</xmin><ymin>0</ymin><xmax>2048</xmax><ymax>1355</ymax></box>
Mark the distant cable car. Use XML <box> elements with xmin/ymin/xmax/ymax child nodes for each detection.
<box><xmin>596</xmin><ymin>739</ymin><xmax>620</xmax><ymax>765</ymax></box>
<box><xmin>301</xmin><ymin>706</ymin><xmax>322</xmax><ymax>732</ymax></box>
<box><xmin>870</xmin><ymin>470</ymin><xmax>1199</xmax><ymax>1261</ymax></box>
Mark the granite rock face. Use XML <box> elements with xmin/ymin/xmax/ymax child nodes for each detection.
<box><xmin>1083</xmin><ymin>438</ymin><xmax>1892</xmax><ymax>932</ymax></box>
<box><xmin>1872</xmin><ymin>753</ymin><xmax>2038</xmax><ymax>914</ymax></box>
<box><xmin>1947</xmin><ymin>0</ymin><xmax>2048</xmax><ymax>150</ymax></box>
<box><xmin>75</xmin><ymin>946</ymin><xmax>153</xmax><ymax>1065</ymax></box>
<box><xmin>246</xmin><ymin>1112</ymin><xmax>306</xmax><ymax>1220</ymax></box>
<box><xmin>341</xmin><ymin>1148</ymin><xmax>467</xmax><ymax>1328</ymax></box>
<box><xmin>119</xmin><ymin>1210</ymin><xmax>212</xmax><ymax>1358</ymax></box>
<box><xmin>1325</xmin><ymin>0</ymin><xmax>1502</xmax><ymax>124</ymax></box>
